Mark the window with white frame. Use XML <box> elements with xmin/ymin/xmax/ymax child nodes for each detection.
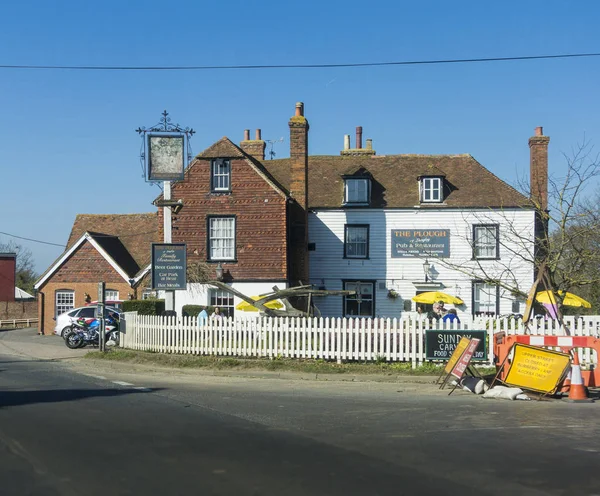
<box><xmin>420</xmin><ymin>177</ymin><xmax>443</xmax><ymax>203</ymax></box>
<box><xmin>55</xmin><ymin>290</ymin><xmax>74</xmax><ymax>317</ymax></box>
<box><xmin>211</xmin><ymin>158</ymin><xmax>231</xmax><ymax>192</ymax></box>
<box><xmin>105</xmin><ymin>290</ymin><xmax>119</xmax><ymax>301</ymax></box>
<box><xmin>344</xmin><ymin>178</ymin><xmax>370</xmax><ymax>204</ymax></box>
<box><xmin>473</xmin><ymin>224</ymin><xmax>499</xmax><ymax>259</ymax></box>
<box><xmin>344</xmin><ymin>224</ymin><xmax>369</xmax><ymax>259</ymax></box>
<box><xmin>210</xmin><ymin>289</ymin><xmax>235</xmax><ymax>318</ymax></box>
<box><xmin>208</xmin><ymin>216</ymin><xmax>236</xmax><ymax>260</ymax></box>
<box><xmin>473</xmin><ymin>281</ymin><xmax>498</xmax><ymax>316</ymax></box>
<box><xmin>343</xmin><ymin>281</ymin><xmax>374</xmax><ymax>317</ymax></box>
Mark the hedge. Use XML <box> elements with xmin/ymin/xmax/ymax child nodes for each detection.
<box><xmin>182</xmin><ymin>305</ymin><xmax>215</xmax><ymax>317</ymax></box>
<box><xmin>122</xmin><ymin>299</ymin><xmax>166</xmax><ymax>316</ymax></box>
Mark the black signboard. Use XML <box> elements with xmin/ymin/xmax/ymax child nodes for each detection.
<box><xmin>426</xmin><ymin>330</ymin><xmax>487</xmax><ymax>361</ymax></box>
<box><xmin>151</xmin><ymin>243</ymin><xmax>187</xmax><ymax>290</ymax></box>
<box><xmin>391</xmin><ymin>229</ymin><xmax>450</xmax><ymax>258</ymax></box>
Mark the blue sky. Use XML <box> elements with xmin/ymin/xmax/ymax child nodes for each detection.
<box><xmin>1</xmin><ymin>1</ymin><xmax>599</xmax><ymax>273</ymax></box>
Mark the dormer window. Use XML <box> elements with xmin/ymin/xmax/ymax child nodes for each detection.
<box><xmin>344</xmin><ymin>178</ymin><xmax>370</xmax><ymax>205</ymax></box>
<box><xmin>420</xmin><ymin>176</ymin><xmax>443</xmax><ymax>203</ymax></box>
<box><xmin>211</xmin><ymin>159</ymin><xmax>231</xmax><ymax>192</ymax></box>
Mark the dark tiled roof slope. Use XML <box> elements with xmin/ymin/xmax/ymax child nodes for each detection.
<box><xmin>88</xmin><ymin>232</ymin><xmax>141</xmax><ymax>278</ymax></box>
<box><xmin>262</xmin><ymin>154</ymin><xmax>530</xmax><ymax>209</ymax></box>
<box><xmin>67</xmin><ymin>213</ymin><xmax>158</xmax><ymax>267</ymax></box>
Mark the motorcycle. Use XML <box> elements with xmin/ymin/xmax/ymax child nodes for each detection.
<box><xmin>64</xmin><ymin>314</ymin><xmax>120</xmax><ymax>349</ymax></box>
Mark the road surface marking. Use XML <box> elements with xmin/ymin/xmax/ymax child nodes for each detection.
<box><xmin>83</xmin><ymin>374</ymin><xmax>107</xmax><ymax>380</ymax></box>
<box><xmin>112</xmin><ymin>381</ymin><xmax>135</xmax><ymax>386</ymax></box>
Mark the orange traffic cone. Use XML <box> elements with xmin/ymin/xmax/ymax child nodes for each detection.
<box><xmin>566</xmin><ymin>351</ymin><xmax>594</xmax><ymax>403</ymax></box>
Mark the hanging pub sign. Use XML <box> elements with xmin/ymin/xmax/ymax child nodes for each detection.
<box><xmin>391</xmin><ymin>229</ymin><xmax>450</xmax><ymax>258</ymax></box>
<box><xmin>147</xmin><ymin>133</ymin><xmax>185</xmax><ymax>181</ymax></box>
<box><xmin>151</xmin><ymin>243</ymin><xmax>187</xmax><ymax>290</ymax></box>
<box><xmin>426</xmin><ymin>330</ymin><xmax>487</xmax><ymax>361</ymax></box>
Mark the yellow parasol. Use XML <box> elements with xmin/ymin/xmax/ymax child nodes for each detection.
<box><xmin>535</xmin><ymin>290</ymin><xmax>591</xmax><ymax>308</ymax></box>
<box><xmin>412</xmin><ymin>291</ymin><xmax>464</xmax><ymax>305</ymax></box>
<box><xmin>235</xmin><ymin>296</ymin><xmax>284</xmax><ymax>312</ymax></box>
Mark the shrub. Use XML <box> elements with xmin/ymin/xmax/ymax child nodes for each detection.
<box><xmin>181</xmin><ymin>305</ymin><xmax>215</xmax><ymax>317</ymax></box>
<box><xmin>122</xmin><ymin>299</ymin><xmax>165</xmax><ymax>315</ymax></box>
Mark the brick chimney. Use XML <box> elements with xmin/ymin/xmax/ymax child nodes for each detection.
<box><xmin>240</xmin><ymin>128</ymin><xmax>266</xmax><ymax>161</ymax></box>
<box><xmin>289</xmin><ymin>102</ymin><xmax>309</xmax><ymax>209</ymax></box>
<box><xmin>288</xmin><ymin>102</ymin><xmax>309</xmax><ymax>284</ymax></box>
<box><xmin>529</xmin><ymin>126</ymin><xmax>550</xmax><ymax>211</ymax></box>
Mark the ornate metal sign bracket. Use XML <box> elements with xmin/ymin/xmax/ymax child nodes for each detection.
<box><xmin>136</xmin><ymin>110</ymin><xmax>195</xmax><ymax>183</ymax></box>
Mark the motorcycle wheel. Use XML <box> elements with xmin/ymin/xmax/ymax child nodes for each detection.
<box><xmin>65</xmin><ymin>333</ymin><xmax>83</xmax><ymax>349</ymax></box>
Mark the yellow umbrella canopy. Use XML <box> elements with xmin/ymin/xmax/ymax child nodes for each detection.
<box><xmin>235</xmin><ymin>296</ymin><xmax>284</xmax><ymax>312</ymax></box>
<box><xmin>535</xmin><ymin>290</ymin><xmax>591</xmax><ymax>308</ymax></box>
<box><xmin>412</xmin><ymin>291</ymin><xmax>464</xmax><ymax>305</ymax></box>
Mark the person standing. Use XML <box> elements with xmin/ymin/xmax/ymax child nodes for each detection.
<box><xmin>442</xmin><ymin>308</ymin><xmax>460</xmax><ymax>324</ymax></box>
<box><xmin>211</xmin><ymin>307</ymin><xmax>223</xmax><ymax>321</ymax></box>
<box><xmin>197</xmin><ymin>308</ymin><xmax>208</xmax><ymax>325</ymax></box>
<box><xmin>416</xmin><ymin>306</ymin><xmax>427</xmax><ymax>321</ymax></box>
<box><xmin>437</xmin><ymin>300</ymin><xmax>446</xmax><ymax>317</ymax></box>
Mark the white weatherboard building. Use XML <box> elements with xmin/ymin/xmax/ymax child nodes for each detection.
<box><xmin>262</xmin><ymin>126</ymin><xmax>548</xmax><ymax>320</ymax></box>
<box><xmin>309</xmin><ymin>207</ymin><xmax>534</xmax><ymax>320</ymax></box>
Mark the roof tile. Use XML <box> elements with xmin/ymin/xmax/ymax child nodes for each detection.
<box><xmin>262</xmin><ymin>154</ymin><xmax>530</xmax><ymax>208</ymax></box>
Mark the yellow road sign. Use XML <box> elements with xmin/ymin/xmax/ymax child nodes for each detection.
<box><xmin>504</xmin><ymin>344</ymin><xmax>571</xmax><ymax>394</ymax></box>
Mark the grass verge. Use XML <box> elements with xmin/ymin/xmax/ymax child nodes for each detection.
<box><xmin>84</xmin><ymin>349</ymin><xmax>496</xmax><ymax>376</ymax></box>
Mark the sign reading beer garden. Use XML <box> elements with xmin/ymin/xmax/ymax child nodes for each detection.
<box><xmin>391</xmin><ymin>229</ymin><xmax>450</xmax><ymax>258</ymax></box>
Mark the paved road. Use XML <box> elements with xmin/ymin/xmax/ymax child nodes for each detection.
<box><xmin>1</xmin><ymin>329</ymin><xmax>600</xmax><ymax>495</ymax></box>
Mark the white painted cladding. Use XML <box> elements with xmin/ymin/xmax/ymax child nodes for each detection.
<box><xmin>309</xmin><ymin>208</ymin><xmax>536</xmax><ymax>318</ymax></box>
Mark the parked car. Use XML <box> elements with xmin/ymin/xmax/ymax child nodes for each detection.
<box><xmin>86</xmin><ymin>300</ymin><xmax>123</xmax><ymax>311</ymax></box>
<box><xmin>53</xmin><ymin>305</ymin><xmax>121</xmax><ymax>337</ymax></box>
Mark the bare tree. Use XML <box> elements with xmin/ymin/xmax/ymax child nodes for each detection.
<box><xmin>433</xmin><ymin>139</ymin><xmax>600</xmax><ymax>315</ymax></box>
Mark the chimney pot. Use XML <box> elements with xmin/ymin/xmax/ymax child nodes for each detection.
<box><xmin>366</xmin><ymin>138</ymin><xmax>373</xmax><ymax>150</ymax></box>
<box><xmin>244</xmin><ymin>129</ymin><xmax>250</xmax><ymax>141</ymax></box>
<box><xmin>344</xmin><ymin>134</ymin><xmax>350</xmax><ymax>150</ymax></box>
<box><xmin>295</xmin><ymin>102</ymin><xmax>304</xmax><ymax>117</ymax></box>
<box><xmin>535</xmin><ymin>126</ymin><xmax>543</xmax><ymax>136</ymax></box>
<box><xmin>256</xmin><ymin>129</ymin><xmax>262</xmax><ymax>140</ymax></box>
<box><xmin>356</xmin><ymin>126</ymin><xmax>363</xmax><ymax>149</ymax></box>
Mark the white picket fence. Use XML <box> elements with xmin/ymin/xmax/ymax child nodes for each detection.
<box><xmin>120</xmin><ymin>313</ymin><xmax>600</xmax><ymax>367</ymax></box>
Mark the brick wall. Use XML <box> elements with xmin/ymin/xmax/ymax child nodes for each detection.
<box><xmin>36</xmin><ymin>242</ymin><xmax>133</xmax><ymax>334</ymax></box>
<box><xmin>0</xmin><ymin>254</ymin><xmax>16</xmax><ymax>302</ymax></box>
<box><xmin>159</xmin><ymin>156</ymin><xmax>288</xmax><ymax>282</ymax></box>
<box><xmin>0</xmin><ymin>301</ymin><xmax>37</xmax><ymax>320</ymax></box>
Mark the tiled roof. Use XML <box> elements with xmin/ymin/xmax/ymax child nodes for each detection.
<box><xmin>156</xmin><ymin>137</ymin><xmax>288</xmax><ymax>202</ymax></box>
<box><xmin>196</xmin><ymin>137</ymin><xmax>245</xmax><ymax>159</ymax></box>
<box><xmin>262</xmin><ymin>154</ymin><xmax>530</xmax><ymax>209</ymax></box>
<box><xmin>67</xmin><ymin>213</ymin><xmax>158</xmax><ymax>267</ymax></box>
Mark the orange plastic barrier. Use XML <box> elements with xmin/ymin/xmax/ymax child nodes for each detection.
<box><xmin>494</xmin><ymin>333</ymin><xmax>600</xmax><ymax>388</ymax></box>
